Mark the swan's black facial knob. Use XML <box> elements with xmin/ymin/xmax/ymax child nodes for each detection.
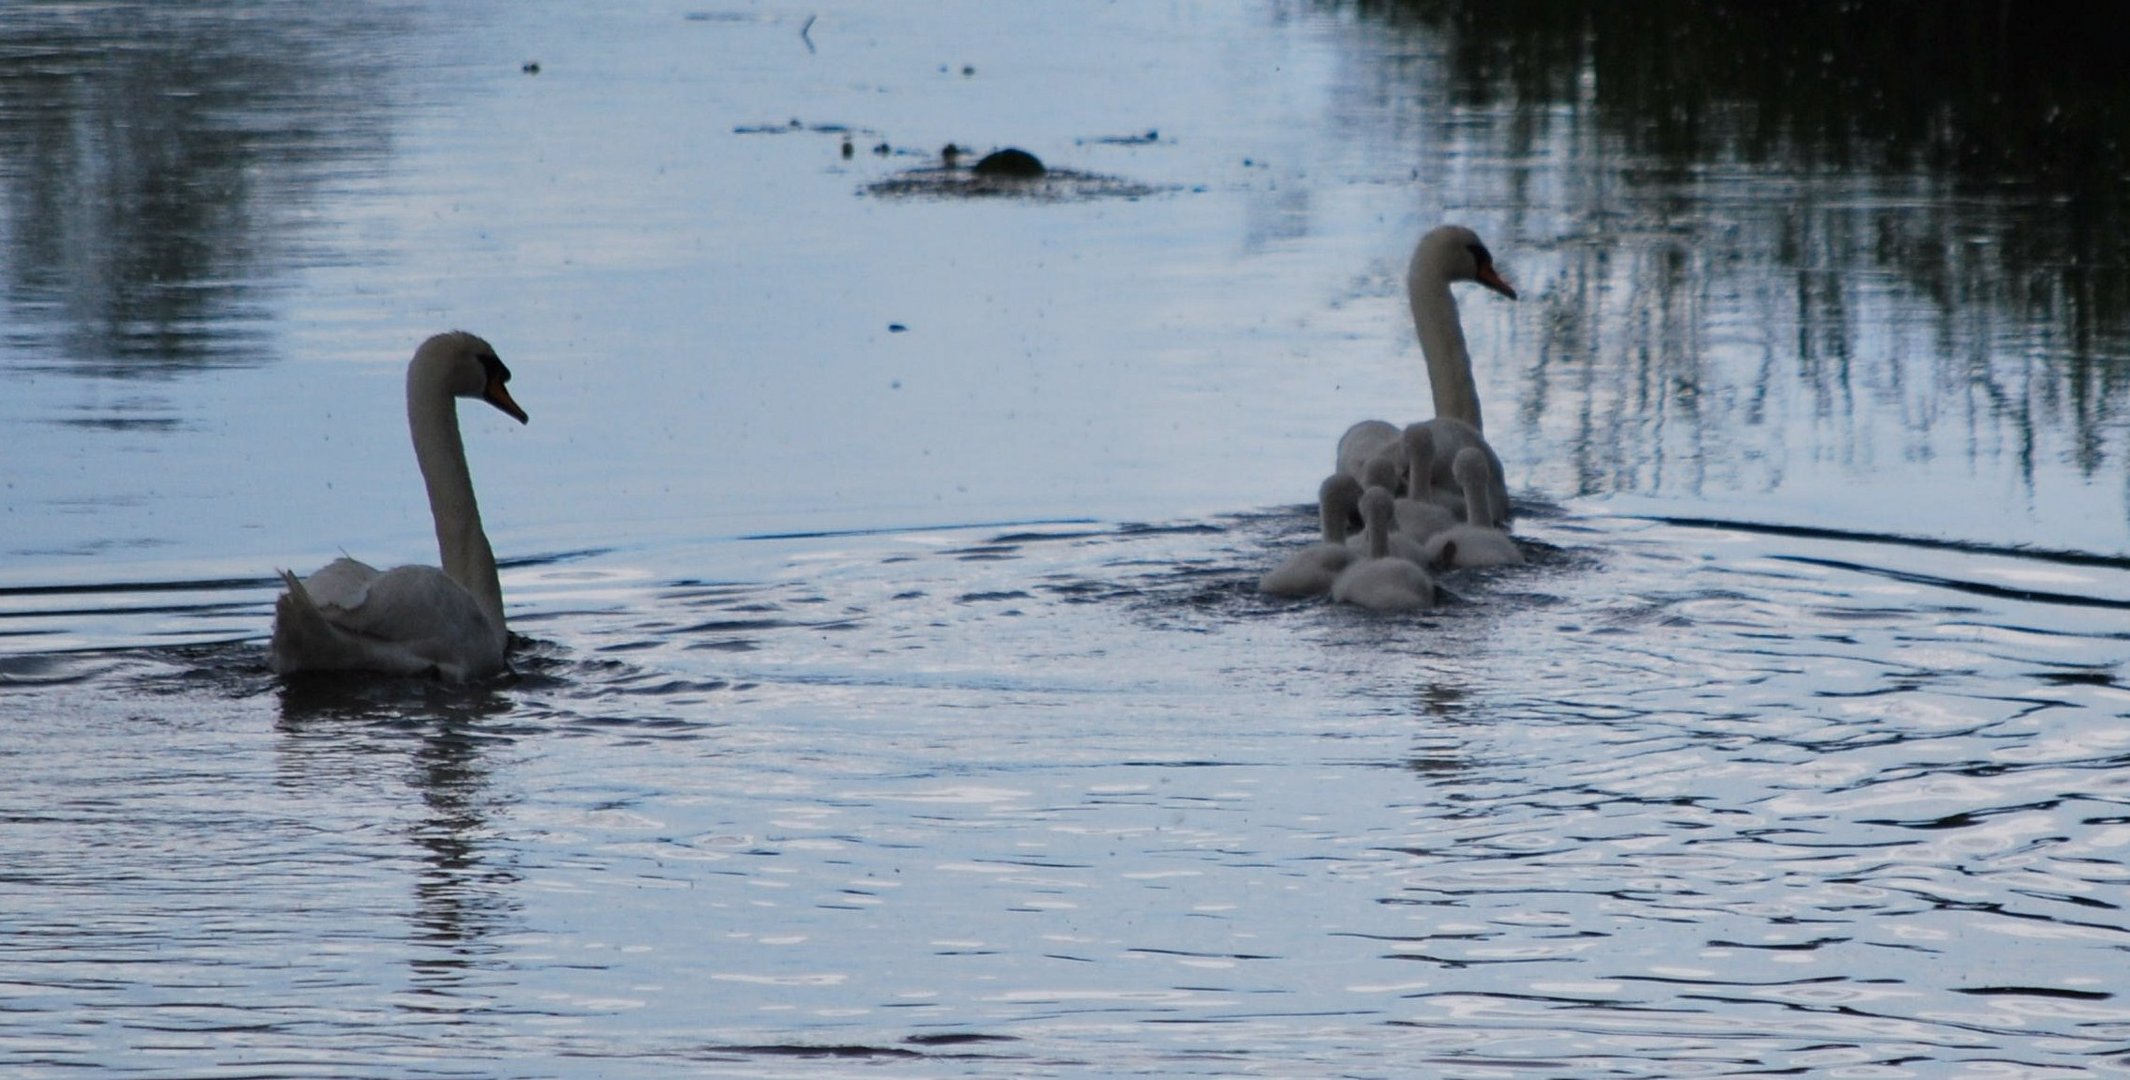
<box><xmin>1467</xmin><ymin>243</ymin><xmax>1518</xmax><ymax>299</ymax></box>
<box><xmin>474</xmin><ymin>352</ymin><xmax>528</xmax><ymax>424</ymax></box>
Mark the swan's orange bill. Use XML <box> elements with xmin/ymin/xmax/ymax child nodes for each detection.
<box><xmin>483</xmin><ymin>378</ymin><xmax>529</xmax><ymax>424</ymax></box>
<box><xmin>1477</xmin><ymin>264</ymin><xmax>1518</xmax><ymax>300</ymax></box>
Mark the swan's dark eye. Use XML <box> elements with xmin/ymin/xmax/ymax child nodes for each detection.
<box><xmin>1467</xmin><ymin>242</ymin><xmax>1493</xmax><ymax>268</ymax></box>
<box><xmin>478</xmin><ymin>353</ymin><xmax>511</xmax><ymax>383</ymax></box>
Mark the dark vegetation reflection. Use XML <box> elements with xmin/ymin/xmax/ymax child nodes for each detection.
<box><xmin>0</xmin><ymin>3</ymin><xmax>412</xmax><ymax>377</ymax></box>
<box><xmin>1325</xmin><ymin>1</ymin><xmax>2130</xmax><ymax>509</ymax></box>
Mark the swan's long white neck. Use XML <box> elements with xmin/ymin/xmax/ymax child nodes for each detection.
<box><xmin>1409</xmin><ymin>269</ymin><xmax>1484</xmax><ymax>433</ymax></box>
<box><xmin>1453</xmin><ymin>450</ymin><xmax>1492</xmax><ymax>527</ymax></box>
<box><xmin>1363</xmin><ymin>495</ymin><xmax>1392</xmax><ymax>560</ymax></box>
<box><xmin>1405</xmin><ymin>432</ymin><xmax>1435</xmax><ymax>499</ymax></box>
<box><xmin>408</xmin><ymin>365</ymin><xmax>506</xmax><ymax>646</ymax></box>
<box><xmin>1462</xmin><ymin>472</ymin><xmax>1489</xmax><ymax>526</ymax></box>
<box><xmin>1319</xmin><ymin>492</ymin><xmax>1347</xmax><ymax>544</ymax></box>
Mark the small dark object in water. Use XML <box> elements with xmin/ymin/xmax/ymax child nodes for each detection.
<box><xmin>1088</xmin><ymin>129</ymin><xmax>1160</xmax><ymax>146</ymax></box>
<box><xmin>872</xmin><ymin>141</ymin><xmax>891</xmax><ymax>156</ymax></box>
<box><xmin>888</xmin><ymin>323</ymin><xmax>908</xmax><ymax>333</ymax></box>
<box><xmin>972</xmin><ymin>148</ymin><xmax>1045</xmax><ymax>178</ymax></box>
<box><xmin>521</xmin><ymin>61</ymin><xmax>541</xmax><ymax>74</ymax></box>
<box><xmin>962</xmin><ymin>65</ymin><xmax>976</xmax><ymax>76</ymax></box>
<box><xmin>940</xmin><ymin>143</ymin><xmax>964</xmax><ymax>168</ymax></box>
<box><xmin>841</xmin><ymin>138</ymin><xmax>854</xmax><ymax>159</ymax></box>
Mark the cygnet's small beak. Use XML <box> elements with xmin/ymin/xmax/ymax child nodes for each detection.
<box><xmin>483</xmin><ymin>376</ymin><xmax>529</xmax><ymax>424</ymax></box>
<box><xmin>1477</xmin><ymin>264</ymin><xmax>1518</xmax><ymax>300</ymax></box>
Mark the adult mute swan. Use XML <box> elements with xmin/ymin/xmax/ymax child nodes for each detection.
<box><xmin>1424</xmin><ymin>448</ymin><xmax>1523</xmax><ymax>570</ymax></box>
<box><xmin>270</xmin><ymin>331</ymin><xmax>528</xmax><ymax>681</ymax></box>
<box><xmin>1336</xmin><ymin>225</ymin><xmax>1516</xmax><ymax>523</ymax></box>
<box><xmin>1259</xmin><ymin>473</ymin><xmax>1365</xmax><ymax>597</ymax></box>
<box><xmin>1331</xmin><ymin>487</ymin><xmax>1437</xmax><ymax>612</ymax></box>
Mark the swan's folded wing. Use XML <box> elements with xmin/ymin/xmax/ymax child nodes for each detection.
<box><xmin>300</xmin><ymin>557</ymin><xmax>384</xmax><ymax>612</ymax></box>
<box><xmin>321</xmin><ymin>564</ymin><xmax>497</xmax><ymax>649</ymax></box>
<box><xmin>274</xmin><ymin>562</ymin><xmax>502</xmax><ymax>680</ymax></box>
<box><xmin>292</xmin><ymin>557</ymin><xmax>488</xmax><ymax>647</ymax></box>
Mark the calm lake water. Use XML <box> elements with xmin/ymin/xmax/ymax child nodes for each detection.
<box><xmin>5</xmin><ymin>2</ymin><xmax>2129</xmax><ymax>1077</ymax></box>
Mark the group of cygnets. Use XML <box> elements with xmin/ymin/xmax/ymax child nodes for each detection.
<box><xmin>1258</xmin><ymin>224</ymin><xmax>1524</xmax><ymax>612</ymax></box>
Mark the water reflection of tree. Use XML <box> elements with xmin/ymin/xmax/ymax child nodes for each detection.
<box><xmin>1323</xmin><ymin>0</ymin><xmax>2130</xmax><ymax>503</ymax></box>
<box><xmin>0</xmin><ymin>4</ymin><xmax>407</xmax><ymax>377</ymax></box>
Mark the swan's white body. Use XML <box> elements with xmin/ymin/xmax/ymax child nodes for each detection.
<box><xmin>1332</xmin><ymin>487</ymin><xmax>1437</xmax><ymax>611</ymax></box>
<box><xmin>1414</xmin><ymin>416</ymin><xmax>1510</xmax><ymax>526</ymax></box>
<box><xmin>1336</xmin><ymin>225</ymin><xmax>1516</xmax><ymax>525</ymax></box>
<box><xmin>1336</xmin><ymin>419</ymin><xmax>1400</xmax><ymax>488</ymax></box>
<box><xmin>1424</xmin><ymin>448</ymin><xmax>1523</xmax><ymax>570</ymax></box>
<box><xmin>1414</xmin><ymin>417</ymin><xmax>1516</xmax><ymax>528</ymax></box>
<box><xmin>1259</xmin><ymin>474</ymin><xmax>1365</xmax><ymax>597</ymax></box>
<box><xmin>271</xmin><ymin>331</ymin><xmax>528</xmax><ymax>681</ymax></box>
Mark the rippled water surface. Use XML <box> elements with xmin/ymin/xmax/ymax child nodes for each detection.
<box><xmin>5</xmin><ymin>2</ymin><xmax>2130</xmax><ymax>1077</ymax></box>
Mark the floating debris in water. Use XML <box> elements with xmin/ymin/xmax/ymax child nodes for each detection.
<box><xmin>865</xmin><ymin>144</ymin><xmax>1163</xmax><ymax>201</ymax></box>
<box><xmin>521</xmin><ymin>61</ymin><xmax>541</xmax><ymax>75</ymax></box>
<box><xmin>1083</xmin><ymin>129</ymin><xmax>1161</xmax><ymax>146</ymax></box>
<box><xmin>865</xmin><ymin>165</ymin><xmax>1163</xmax><ymax>202</ymax></box>
<box><xmin>972</xmin><ymin>148</ymin><xmax>1045</xmax><ymax>178</ymax></box>
<box><xmin>733</xmin><ymin>118</ymin><xmax>872</xmax><ymax>137</ymax></box>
